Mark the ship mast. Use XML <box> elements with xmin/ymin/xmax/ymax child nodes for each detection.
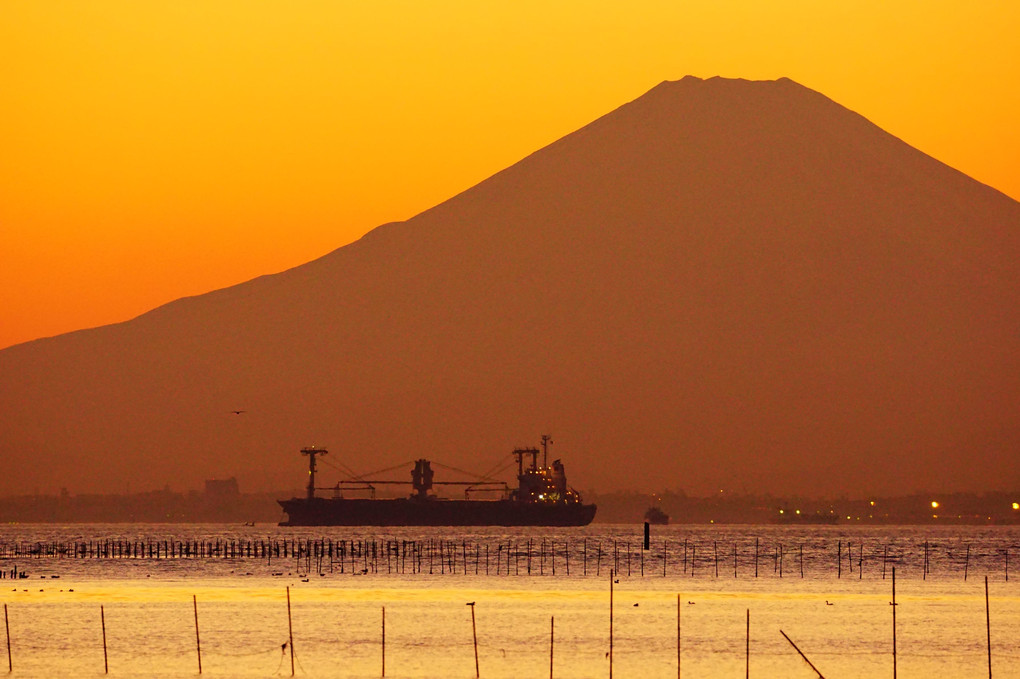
<box><xmin>541</xmin><ymin>434</ymin><xmax>552</xmax><ymax>467</ymax></box>
<box><xmin>301</xmin><ymin>447</ymin><xmax>328</xmax><ymax>500</ymax></box>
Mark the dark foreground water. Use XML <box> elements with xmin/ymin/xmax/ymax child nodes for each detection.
<box><xmin>1</xmin><ymin>524</ymin><xmax>1017</xmax><ymax>677</ymax></box>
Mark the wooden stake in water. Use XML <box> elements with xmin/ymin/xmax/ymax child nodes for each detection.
<box><xmin>891</xmin><ymin>567</ymin><xmax>897</xmax><ymax>679</ymax></box>
<box><xmin>745</xmin><ymin>609</ymin><xmax>749</xmax><ymax>679</ymax></box>
<box><xmin>286</xmin><ymin>586</ymin><xmax>295</xmax><ymax>677</ymax></box>
<box><xmin>985</xmin><ymin>576</ymin><xmax>992</xmax><ymax>679</ymax></box>
<box><xmin>965</xmin><ymin>545</ymin><xmax>971</xmax><ymax>581</ymax></box>
<box><xmin>549</xmin><ymin>615</ymin><xmax>554</xmax><ymax>679</ymax></box>
<box><xmin>382</xmin><ymin>606</ymin><xmax>386</xmax><ymax>677</ymax></box>
<box><xmin>676</xmin><ymin>594</ymin><xmax>681</xmax><ymax>679</ymax></box>
<box><xmin>193</xmin><ymin>595</ymin><xmax>202</xmax><ymax>674</ymax></box>
<box><xmin>4</xmin><ymin>603</ymin><xmax>11</xmax><ymax>673</ymax></box>
<box><xmin>779</xmin><ymin>630</ymin><xmax>825</xmax><ymax>678</ymax></box>
<box><xmin>101</xmin><ymin>605</ymin><xmax>108</xmax><ymax>675</ymax></box>
<box><xmin>468</xmin><ymin>602</ymin><xmax>479</xmax><ymax>679</ymax></box>
<box><xmin>609</xmin><ymin>569</ymin><xmax>614</xmax><ymax>679</ymax></box>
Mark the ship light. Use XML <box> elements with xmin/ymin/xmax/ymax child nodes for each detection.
<box><xmin>931</xmin><ymin>501</ymin><xmax>939</xmax><ymax>509</ymax></box>
<box><xmin>1012</xmin><ymin>502</ymin><xmax>1019</xmax><ymax>510</ymax></box>
<box><xmin>778</xmin><ymin>509</ymin><xmax>784</xmax><ymax>514</ymax></box>
<box><xmin>870</xmin><ymin>501</ymin><xmax>875</xmax><ymax>506</ymax></box>
<box><xmin>795</xmin><ymin>510</ymin><xmax>801</xmax><ymax>515</ymax></box>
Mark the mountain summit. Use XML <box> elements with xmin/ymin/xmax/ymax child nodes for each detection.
<box><xmin>2</xmin><ymin>77</ymin><xmax>1018</xmax><ymax>498</ymax></box>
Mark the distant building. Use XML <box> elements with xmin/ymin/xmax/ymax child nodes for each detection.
<box><xmin>204</xmin><ymin>477</ymin><xmax>240</xmax><ymax>497</ymax></box>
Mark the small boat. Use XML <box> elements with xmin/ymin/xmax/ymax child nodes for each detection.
<box><xmin>644</xmin><ymin>505</ymin><xmax>670</xmax><ymax>525</ymax></box>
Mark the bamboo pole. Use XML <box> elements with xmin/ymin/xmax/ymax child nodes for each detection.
<box><xmin>469</xmin><ymin>602</ymin><xmax>479</xmax><ymax>679</ymax></box>
<box><xmin>287</xmin><ymin>586</ymin><xmax>295</xmax><ymax>677</ymax></box>
<box><xmin>779</xmin><ymin>630</ymin><xmax>825</xmax><ymax>678</ymax></box>
<box><xmin>193</xmin><ymin>595</ymin><xmax>202</xmax><ymax>674</ymax></box>
<box><xmin>985</xmin><ymin>576</ymin><xmax>992</xmax><ymax>679</ymax></box>
<box><xmin>382</xmin><ymin>606</ymin><xmax>386</xmax><ymax>678</ymax></box>
<box><xmin>745</xmin><ymin>609</ymin><xmax>749</xmax><ymax>679</ymax></box>
<box><xmin>4</xmin><ymin>603</ymin><xmax>11</xmax><ymax>673</ymax></box>
<box><xmin>101</xmin><ymin>605</ymin><xmax>108</xmax><ymax>675</ymax></box>
<box><xmin>892</xmin><ymin>567</ymin><xmax>897</xmax><ymax>679</ymax></box>
<box><xmin>676</xmin><ymin>594</ymin><xmax>681</xmax><ymax>679</ymax></box>
<box><xmin>549</xmin><ymin>615</ymin><xmax>554</xmax><ymax>679</ymax></box>
<box><xmin>609</xmin><ymin>569</ymin><xmax>614</xmax><ymax>679</ymax></box>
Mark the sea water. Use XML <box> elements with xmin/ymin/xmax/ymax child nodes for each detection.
<box><xmin>1</xmin><ymin>524</ymin><xmax>1017</xmax><ymax>678</ymax></box>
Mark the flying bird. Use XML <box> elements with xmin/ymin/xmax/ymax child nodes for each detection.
<box><xmin>230</xmin><ymin>410</ymin><xmax>246</xmax><ymax>415</ymax></box>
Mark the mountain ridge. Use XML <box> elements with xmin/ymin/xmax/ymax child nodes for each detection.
<box><xmin>2</xmin><ymin>76</ymin><xmax>1018</xmax><ymax>499</ymax></box>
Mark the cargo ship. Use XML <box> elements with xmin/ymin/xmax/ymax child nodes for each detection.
<box><xmin>278</xmin><ymin>436</ymin><xmax>596</xmax><ymax>526</ymax></box>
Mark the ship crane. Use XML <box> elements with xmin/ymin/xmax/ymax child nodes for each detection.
<box><xmin>301</xmin><ymin>447</ymin><xmax>328</xmax><ymax>500</ymax></box>
<box><xmin>340</xmin><ymin>459</ymin><xmax>509</xmax><ymax>500</ymax></box>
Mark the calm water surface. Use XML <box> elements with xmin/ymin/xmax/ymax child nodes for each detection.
<box><xmin>1</xmin><ymin>524</ymin><xmax>1017</xmax><ymax>678</ymax></box>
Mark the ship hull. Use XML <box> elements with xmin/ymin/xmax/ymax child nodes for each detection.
<box><xmin>278</xmin><ymin>497</ymin><xmax>597</xmax><ymax>527</ymax></box>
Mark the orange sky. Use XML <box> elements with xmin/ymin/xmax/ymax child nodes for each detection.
<box><xmin>2</xmin><ymin>1</ymin><xmax>1018</xmax><ymax>350</ymax></box>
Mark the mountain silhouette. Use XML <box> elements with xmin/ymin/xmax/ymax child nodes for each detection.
<box><xmin>2</xmin><ymin>76</ymin><xmax>1018</xmax><ymax>498</ymax></box>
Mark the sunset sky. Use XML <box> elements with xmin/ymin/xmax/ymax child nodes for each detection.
<box><xmin>2</xmin><ymin>1</ymin><xmax>1018</xmax><ymax>350</ymax></box>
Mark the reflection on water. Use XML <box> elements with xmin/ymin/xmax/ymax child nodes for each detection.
<box><xmin>1</xmin><ymin>524</ymin><xmax>1018</xmax><ymax>677</ymax></box>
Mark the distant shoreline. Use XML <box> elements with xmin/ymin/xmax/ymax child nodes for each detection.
<box><xmin>1</xmin><ymin>487</ymin><xmax>1016</xmax><ymax>525</ymax></box>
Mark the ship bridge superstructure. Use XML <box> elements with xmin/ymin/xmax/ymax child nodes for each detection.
<box><xmin>512</xmin><ymin>435</ymin><xmax>584</xmax><ymax>505</ymax></box>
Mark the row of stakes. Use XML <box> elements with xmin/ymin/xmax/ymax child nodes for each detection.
<box><xmin>0</xmin><ymin>535</ymin><xmax>1015</xmax><ymax>580</ymax></box>
<box><xmin>1</xmin><ymin>568</ymin><xmax>999</xmax><ymax>678</ymax></box>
